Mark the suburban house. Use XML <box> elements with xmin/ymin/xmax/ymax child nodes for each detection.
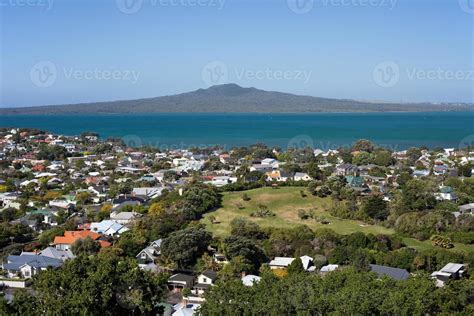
<box><xmin>192</xmin><ymin>270</ymin><xmax>218</xmax><ymax>295</ymax></box>
<box><xmin>320</xmin><ymin>264</ymin><xmax>339</xmax><ymax>275</ymax></box>
<box><xmin>336</xmin><ymin>164</ymin><xmax>358</xmax><ymax>176</ymax></box>
<box><xmin>2</xmin><ymin>252</ymin><xmax>63</xmax><ymax>279</ymax></box>
<box><xmin>369</xmin><ymin>264</ymin><xmax>409</xmax><ymax>281</ymax></box>
<box><xmin>345</xmin><ymin>175</ymin><xmax>365</xmax><ymax>188</ymax></box>
<box><xmin>110</xmin><ymin>210</ymin><xmax>142</xmax><ymax>225</ymax></box>
<box><xmin>39</xmin><ymin>246</ymin><xmax>74</xmax><ymax>261</ymax></box>
<box><xmin>241</xmin><ymin>274</ymin><xmax>261</xmax><ymax>286</ymax></box>
<box><xmin>435</xmin><ymin>186</ymin><xmax>457</xmax><ymax>202</ymax></box>
<box><xmin>413</xmin><ymin>169</ymin><xmax>430</xmax><ymax>178</ymax></box>
<box><xmin>132</xmin><ymin>187</ymin><xmax>165</xmax><ymax>200</ymax></box>
<box><xmin>431</xmin><ymin>263</ymin><xmax>466</xmax><ymax>287</ymax></box>
<box><xmin>168</xmin><ymin>273</ymin><xmax>195</xmax><ymax>292</ymax></box>
<box><xmin>206</xmin><ymin>176</ymin><xmax>238</xmax><ymax>187</ymax></box>
<box><xmin>268</xmin><ymin>256</ymin><xmax>316</xmax><ymax>271</ymax></box>
<box><xmin>260</xmin><ymin>158</ymin><xmax>278</xmax><ymax>168</ymax></box>
<box><xmin>266</xmin><ymin>170</ymin><xmax>291</xmax><ymax>182</ymax></box>
<box><xmin>53</xmin><ymin>230</ymin><xmax>111</xmax><ymax>251</ymax></box>
<box><xmin>294</xmin><ymin>172</ymin><xmax>312</xmax><ymax>181</ymax></box>
<box><xmin>457</xmin><ymin>203</ymin><xmax>474</xmax><ymax>217</ymax></box>
<box><xmin>136</xmin><ymin>239</ymin><xmax>162</xmax><ymax>264</ymax></box>
<box><xmin>250</xmin><ymin>164</ymin><xmax>273</xmax><ymax>173</ymax></box>
<box><xmin>213</xmin><ymin>253</ymin><xmax>229</xmax><ymax>265</ymax></box>
<box><xmin>89</xmin><ymin>220</ymin><xmax>129</xmax><ymax>236</ymax></box>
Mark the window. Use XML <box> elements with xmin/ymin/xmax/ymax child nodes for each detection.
<box><xmin>202</xmin><ymin>277</ymin><xmax>207</xmax><ymax>283</ymax></box>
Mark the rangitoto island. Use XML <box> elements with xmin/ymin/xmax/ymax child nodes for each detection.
<box><xmin>2</xmin><ymin>84</ymin><xmax>473</xmax><ymax>114</ymax></box>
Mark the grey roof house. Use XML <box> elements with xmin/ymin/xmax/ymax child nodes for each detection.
<box><xmin>369</xmin><ymin>264</ymin><xmax>409</xmax><ymax>281</ymax></box>
<box><xmin>2</xmin><ymin>253</ymin><xmax>63</xmax><ymax>279</ymax></box>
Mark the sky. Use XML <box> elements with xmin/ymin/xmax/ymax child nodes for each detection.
<box><xmin>0</xmin><ymin>0</ymin><xmax>473</xmax><ymax>107</ymax></box>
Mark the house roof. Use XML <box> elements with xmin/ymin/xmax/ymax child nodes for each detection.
<box><xmin>168</xmin><ymin>273</ymin><xmax>194</xmax><ymax>283</ymax></box>
<box><xmin>193</xmin><ymin>283</ymin><xmax>212</xmax><ymax>290</ymax></box>
<box><xmin>90</xmin><ymin>220</ymin><xmax>127</xmax><ymax>235</ymax></box>
<box><xmin>5</xmin><ymin>253</ymin><xmax>62</xmax><ymax>271</ymax></box>
<box><xmin>369</xmin><ymin>264</ymin><xmax>409</xmax><ymax>281</ymax></box>
<box><xmin>300</xmin><ymin>255</ymin><xmax>313</xmax><ymax>270</ymax></box>
<box><xmin>269</xmin><ymin>257</ymin><xmax>294</xmax><ymax>267</ymax></box>
<box><xmin>39</xmin><ymin>246</ymin><xmax>74</xmax><ymax>261</ymax></box>
<box><xmin>241</xmin><ymin>275</ymin><xmax>261</xmax><ymax>286</ymax></box>
<box><xmin>201</xmin><ymin>269</ymin><xmax>218</xmax><ymax>280</ymax></box>
<box><xmin>440</xmin><ymin>263</ymin><xmax>464</xmax><ymax>274</ymax></box>
<box><xmin>320</xmin><ymin>264</ymin><xmax>339</xmax><ymax>272</ymax></box>
<box><xmin>53</xmin><ymin>230</ymin><xmax>102</xmax><ymax>245</ymax></box>
<box><xmin>459</xmin><ymin>203</ymin><xmax>474</xmax><ymax>212</ymax></box>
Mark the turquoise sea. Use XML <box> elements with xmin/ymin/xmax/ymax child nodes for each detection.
<box><xmin>1</xmin><ymin>112</ymin><xmax>473</xmax><ymax>151</ymax></box>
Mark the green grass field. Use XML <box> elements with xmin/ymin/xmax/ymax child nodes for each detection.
<box><xmin>202</xmin><ymin>187</ymin><xmax>474</xmax><ymax>253</ymax></box>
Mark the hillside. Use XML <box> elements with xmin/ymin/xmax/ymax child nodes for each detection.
<box><xmin>1</xmin><ymin>84</ymin><xmax>472</xmax><ymax>114</ymax></box>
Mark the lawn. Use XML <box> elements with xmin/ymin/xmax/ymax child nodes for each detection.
<box><xmin>202</xmin><ymin>187</ymin><xmax>474</xmax><ymax>254</ymax></box>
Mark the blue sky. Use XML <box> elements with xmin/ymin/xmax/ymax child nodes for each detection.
<box><xmin>0</xmin><ymin>0</ymin><xmax>472</xmax><ymax>107</ymax></box>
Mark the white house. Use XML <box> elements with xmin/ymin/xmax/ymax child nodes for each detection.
<box><xmin>294</xmin><ymin>172</ymin><xmax>312</xmax><ymax>181</ymax></box>
<box><xmin>268</xmin><ymin>256</ymin><xmax>316</xmax><ymax>271</ymax></box>
<box><xmin>192</xmin><ymin>270</ymin><xmax>218</xmax><ymax>295</ymax></box>
<box><xmin>241</xmin><ymin>274</ymin><xmax>261</xmax><ymax>286</ymax></box>
<box><xmin>110</xmin><ymin>211</ymin><xmax>141</xmax><ymax>225</ymax></box>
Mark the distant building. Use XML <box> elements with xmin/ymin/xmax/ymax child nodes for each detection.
<box><xmin>431</xmin><ymin>263</ymin><xmax>466</xmax><ymax>287</ymax></box>
<box><xmin>369</xmin><ymin>264</ymin><xmax>409</xmax><ymax>281</ymax></box>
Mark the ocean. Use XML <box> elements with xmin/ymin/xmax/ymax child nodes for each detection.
<box><xmin>1</xmin><ymin>112</ymin><xmax>473</xmax><ymax>151</ymax></box>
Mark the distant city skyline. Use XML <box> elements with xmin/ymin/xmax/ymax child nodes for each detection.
<box><xmin>0</xmin><ymin>0</ymin><xmax>473</xmax><ymax>108</ymax></box>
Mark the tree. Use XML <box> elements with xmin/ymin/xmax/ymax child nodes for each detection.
<box><xmin>71</xmin><ymin>236</ymin><xmax>100</xmax><ymax>256</ymax></box>
<box><xmin>27</xmin><ymin>252</ymin><xmax>167</xmax><ymax>315</ymax></box>
<box><xmin>148</xmin><ymin>202</ymin><xmax>165</xmax><ymax>217</ymax></box>
<box><xmin>361</xmin><ymin>195</ymin><xmax>389</xmax><ymax>220</ymax></box>
<box><xmin>161</xmin><ymin>227</ymin><xmax>211</xmax><ymax>267</ymax></box>
<box><xmin>179</xmin><ymin>182</ymin><xmax>221</xmax><ymax>220</ymax></box>
<box><xmin>230</xmin><ymin>217</ymin><xmax>266</xmax><ymax>239</ymax></box>
<box><xmin>287</xmin><ymin>257</ymin><xmax>304</xmax><ymax>274</ymax></box>
<box><xmin>114</xmin><ymin>229</ymin><xmax>147</xmax><ymax>257</ymax></box>
<box><xmin>223</xmin><ymin>235</ymin><xmax>266</xmax><ymax>272</ymax></box>
<box><xmin>373</xmin><ymin>150</ymin><xmax>394</xmax><ymax>167</ymax></box>
<box><xmin>458</xmin><ymin>163</ymin><xmax>472</xmax><ymax>177</ymax></box>
<box><xmin>401</xmin><ymin>179</ymin><xmax>436</xmax><ymax>211</ymax></box>
<box><xmin>352</xmin><ymin>139</ymin><xmax>375</xmax><ymax>153</ymax></box>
